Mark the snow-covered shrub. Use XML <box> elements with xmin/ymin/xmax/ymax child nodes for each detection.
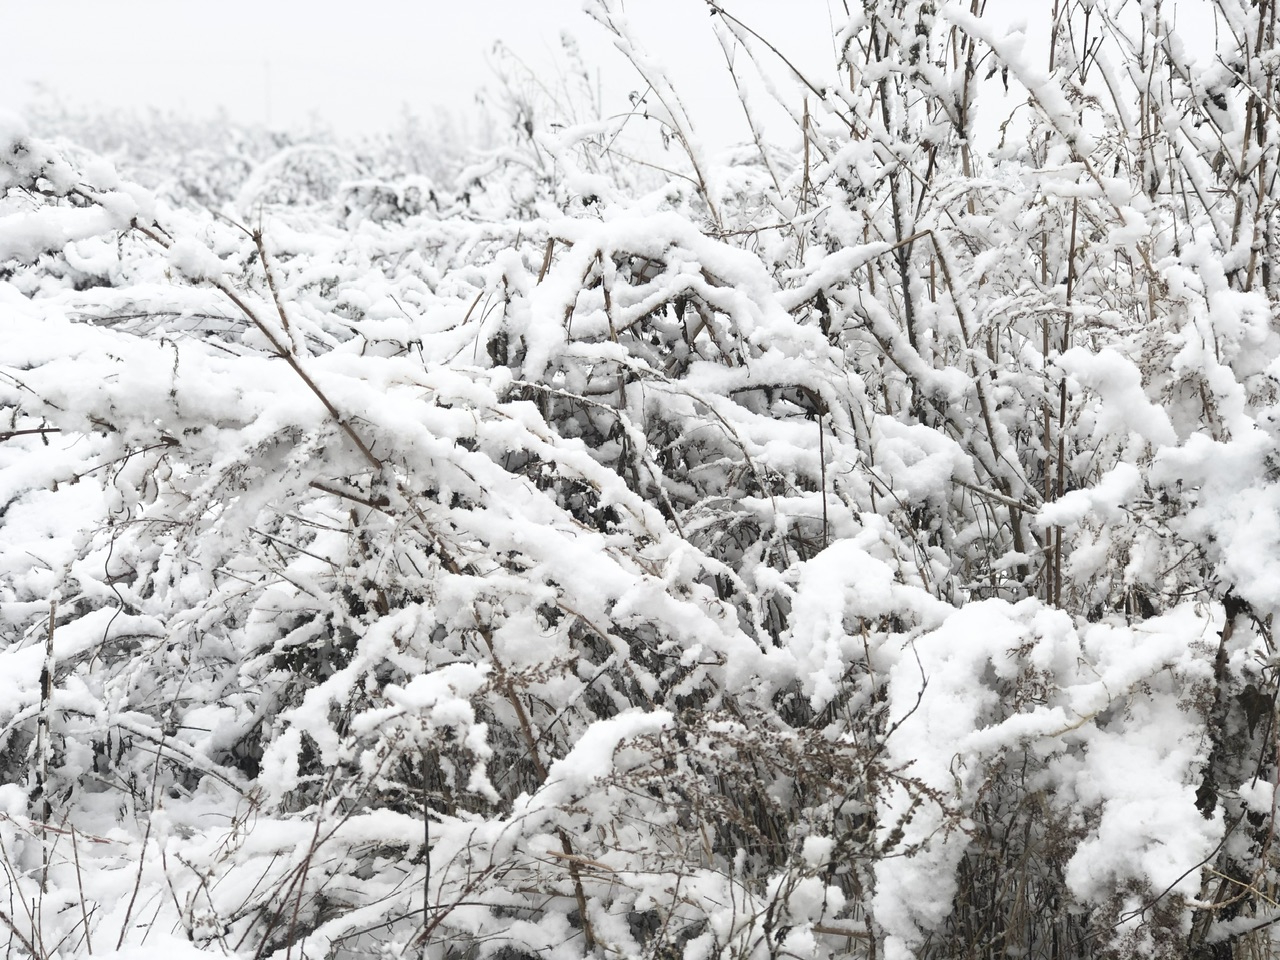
<box><xmin>4</xmin><ymin>0</ymin><xmax>1280</xmax><ymax>958</ymax></box>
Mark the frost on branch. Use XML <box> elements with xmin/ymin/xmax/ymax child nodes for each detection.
<box><xmin>4</xmin><ymin>1</ymin><xmax>1280</xmax><ymax>958</ymax></box>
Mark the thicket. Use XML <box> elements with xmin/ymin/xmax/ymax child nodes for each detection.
<box><xmin>3</xmin><ymin>1</ymin><xmax>1280</xmax><ymax>958</ymax></box>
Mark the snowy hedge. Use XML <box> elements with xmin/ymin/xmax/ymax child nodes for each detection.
<box><xmin>4</xmin><ymin>1</ymin><xmax>1280</xmax><ymax>958</ymax></box>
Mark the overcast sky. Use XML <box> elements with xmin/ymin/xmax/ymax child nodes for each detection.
<box><xmin>5</xmin><ymin>0</ymin><xmax>850</xmax><ymax>151</ymax></box>
<box><xmin>6</xmin><ymin>1</ymin><xmax>1219</xmax><ymax>155</ymax></box>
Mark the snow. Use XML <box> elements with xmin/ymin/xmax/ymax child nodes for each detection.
<box><xmin>4</xmin><ymin>5</ymin><xmax>1280</xmax><ymax>956</ymax></box>
<box><xmin>166</xmin><ymin>237</ymin><xmax>228</xmax><ymax>281</ymax></box>
<box><xmin>1037</xmin><ymin>461</ymin><xmax>1142</xmax><ymax>529</ymax></box>
<box><xmin>0</xmin><ymin>205</ymin><xmax>123</xmax><ymax>263</ymax></box>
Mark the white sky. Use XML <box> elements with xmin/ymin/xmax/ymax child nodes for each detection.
<box><xmin>6</xmin><ymin>1</ymin><xmax>1219</xmax><ymax>154</ymax></box>
<box><xmin>5</xmin><ymin>0</ymin><xmax>846</xmax><ymax>151</ymax></box>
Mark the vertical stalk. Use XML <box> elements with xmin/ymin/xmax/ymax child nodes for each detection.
<box><xmin>1054</xmin><ymin>197</ymin><xmax>1080</xmax><ymax>607</ymax></box>
<box><xmin>38</xmin><ymin>597</ymin><xmax>56</xmax><ymax>898</ymax></box>
<box><xmin>421</xmin><ymin>750</ymin><xmax>430</xmax><ymax>960</ymax></box>
<box><xmin>872</xmin><ymin>20</ymin><xmax>919</xmax><ymax>353</ymax></box>
<box><xmin>1041</xmin><ymin>225</ymin><xmax>1054</xmax><ymax>599</ymax></box>
<box><xmin>959</xmin><ymin>0</ymin><xmax>982</xmax><ymax>218</ymax></box>
<box><xmin>819</xmin><ymin>412</ymin><xmax>829</xmax><ymax>549</ymax></box>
